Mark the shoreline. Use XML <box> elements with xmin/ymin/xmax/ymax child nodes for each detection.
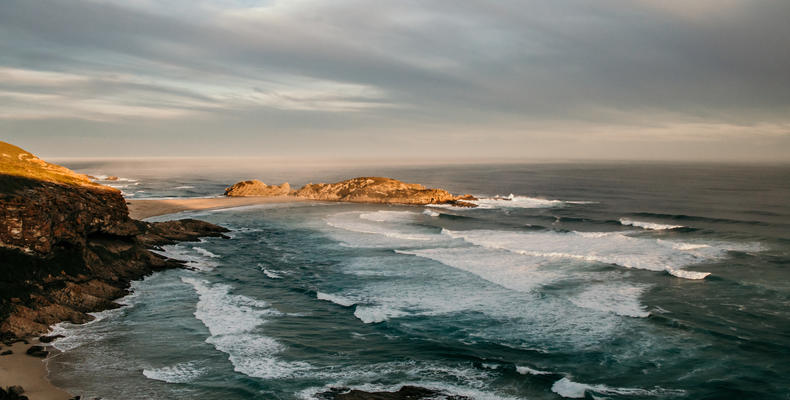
<box><xmin>127</xmin><ymin>195</ymin><xmax>305</xmax><ymax>219</ymax></box>
<box><xmin>0</xmin><ymin>197</ymin><xmax>301</xmax><ymax>400</ymax></box>
<box><xmin>0</xmin><ymin>339</ymin><xmax>72</xmax><ymax>400</ymax></box>
<box><xmin>0</xmin><ymin>197</ymin><xmax>301</xmax><ymax>399</ymax></box>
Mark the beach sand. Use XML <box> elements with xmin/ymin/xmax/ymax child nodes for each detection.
<box><xmin>0</xmin><ymin>340</ymin><xmax>72</xmax><ymax>400</ymax></box>
<box><xmin>127</xmin><ymin>195</ymin><xmax>304</xmax><ymax>219</ymax></box>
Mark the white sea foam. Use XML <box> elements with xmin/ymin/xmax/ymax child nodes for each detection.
<box><xmin>325</xmin><ymin>212</ymin><xmax>436</xmax><ymax>243</ymax></box>
<box><xmin>516</xmin><ymin>366</ymin><xmax>552</xmax><ymax>375</ymax></box>
<box><xmin>569</xmin><ymin>283</ymin><xmax>650</xmax><ymax>318</ymax></box>
<box><xmin>399</xmin><ymin>247</ymin><xmax>650</xmax><ymax>317</ymax></box>
<box><xmin>92</xmin><ymin>175</ymin><xmax>138</xmax><ymax>183</ymax></box>
<box><xmin>551</xmin><ymin>377</ymin><xmax>685</xmax><ymax>398</ymax></box>
<box><xmin>47</xmin><ymin>280</ymin><xmax>156</xmax><ymax>350</ymax></box>
<box><xmin>182</xmin><ymin>277</ymin><xmax>309</xmax><ymax>379</ymax></box>
<box><xmin>471</xmin><ymin>194</ymin><xmax>596</xmax><ymax>209</ymax></box>
<box><xmin>353</xmin><ymin>306</ymin><xmax>407</xmax><ymax>324</ymax></box>
<box><xmin>193</xmin><ymin>246</ymin><xmax>220</xmax><ymax>258</ymax></box>
<box><xmin>174</xmin><ymin>185</ymin><xmax>195</xmax><ymax>189</ymax></box>
<box><xmin>672</xmin><ymin>243</ymin><xmax>710</xmax><ymax>250</ymax></box>
<box><xmin>396</xmin><ymin>247</ymin><xmax>564</xmax><ymax>293</ymax></box>
<box><xmin>297</xmin><ymin>380</ymin><xmax>520</xmax><ymax>400</ymax></box>
<box><xmin>262</xmin><ymin>269</ymin><xmax>283</xmax><ymax>279</ymax></box>
<box><xmin>48</xmin><ymin>308</ymin><xmax>124</xmax><ymax>352</ymax></box>
<box><xmin>620</xmin><ymin>218</ymin><xmax>684</xmax><ymax>230</ymax></box>
<box><xmin>665</xmin><ymin>267</ymin><xmax>710</xmax><ymax>280</ymax></box>
<box><xmin>317</xmin><ymin>291</ymin><xmax>356</xmax><ymax>307</ymax></box>
<box><xmin>143</xmin><ymin>362</ymin><xmax>206</xmax><ymax>383</ymax></box>
<box><xmin>423</xmin><ymin>209</ymin><xmax>440</xmax><ymax>217</ymax></box>
<box><xmin>473</xmin><ymin>194</ymin><xmax>563</xmax><ymax>209</ymax></box>
<box><xmin>441</xmin><ymin>229</ymin><xmax>757</xmax><ymax>279</ymax></box>
<box><xmin>149</xmin><ymin>244</ymin><xmax>219</xmax><ymax>271</ymax></box>
<box><xmin>359</xmin><ymin>210</ymin><xmax>420</xmax><ymax>222</ymax></box>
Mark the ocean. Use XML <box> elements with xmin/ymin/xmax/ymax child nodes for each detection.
<box><xmin>44</xmin><ymin>161</ymin><xmax>790</xmax><ymax>399</ymax></box>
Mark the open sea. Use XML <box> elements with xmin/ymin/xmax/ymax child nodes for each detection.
<box><xmin>45</xmin><ymin>160</ymin><xmax>790</xmax><ymax>399</ymax></box>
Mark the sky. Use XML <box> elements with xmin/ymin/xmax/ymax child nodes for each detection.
<box><xmin>1</xmin><ymin>0</ymin><xmax>789</xmax><ymax>161</ymax></box>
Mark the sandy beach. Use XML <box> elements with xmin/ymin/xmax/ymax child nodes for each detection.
<box><xmin>0</xmin><ymin>340</ymin><xmax>71</xmax><ymax>400</ymax></box>
<box><xmin>127</xmin><ymin>195</ymin><xmax>304</xmax><ymax>220</ymax></box>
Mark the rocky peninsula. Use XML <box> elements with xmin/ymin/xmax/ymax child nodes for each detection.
<box><xmin>225</xmin><ymin>176</ymin><xmax>477</xmax><ymax>207</ymax></box>
<box><xmin>0</xmin><ymin>141</ymin><xmax>228</xmax><ymax>399</ymax></box>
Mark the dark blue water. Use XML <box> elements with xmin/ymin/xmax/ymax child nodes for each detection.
<box><xmin>47</xmin><ymin>162</ymin><xmax>790</xmax><ymax>399</ymax></box>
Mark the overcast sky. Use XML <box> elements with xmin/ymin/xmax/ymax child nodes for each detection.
<box><xmin>1</xmin><ymin>0</ymin><xmax>789</xmax><ymax>161</ymax></box>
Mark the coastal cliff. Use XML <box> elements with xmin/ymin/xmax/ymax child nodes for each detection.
<box><xmin>0</xmin><ymin>142</ymin><xmax>229</xmax><ymax>338</ymax></box>
<box><xmin>226</xmin><ymin>176</ymin><xmax>477</xmax><ymax>206</ymax></box>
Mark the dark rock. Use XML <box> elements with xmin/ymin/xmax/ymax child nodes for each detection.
<box><xmin>7</xmin><ymin>386</ymin><xmax>24</xmax><ymax>396</ymax></box>
<box><xmin>38</xmin><ymin>334</ymin><xmax>64</xmax><ymax>343</ymax></box>
<box><xmin>1</xmin><ymin>350</ymin><xmax>12</xmax><ymax>355</ymax></box>
<box><xmin>319</xmin><ymin>385</ymin><xmax>470</xmax><ymax>400</ymax></box>
<box><xmin>25</xmin><ymin>345</ymin><xmax>48</xmax><ymax>358</ymax></box>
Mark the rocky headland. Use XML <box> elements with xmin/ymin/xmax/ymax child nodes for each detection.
<box><xmin>225</xmin><ymin>176</ymin><xmax>477</xmax><ymax>207</ymax></box>
<box><xmin>0</xmin><ymin>141</ymin><xmax>229</xmax><ymax>339</ymax></box>
<box><xmin>224</xmin><ymin>179</ymin><xmax>291</xmax><ymax>197</ymax></box>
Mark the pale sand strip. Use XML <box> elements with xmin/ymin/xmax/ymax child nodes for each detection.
<box><xmin>0</xmin><ymin>340</ymin><xmax>72</xmax><ymax>400</ymax></box>
<box><xmin>127</xmin><ymin>195</ymin><xmax>305</xmax><ymax>220</ymax></box>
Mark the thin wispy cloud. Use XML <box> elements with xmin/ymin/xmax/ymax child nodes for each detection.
<box><xmin>0</xmin><ymin>0</ymin><xmax>788</xmax><ymax>160</ymax></box>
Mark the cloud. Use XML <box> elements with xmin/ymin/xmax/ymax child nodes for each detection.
<box><xmin>0</xmin><ymin>0</ymin><xmax>788</xmax><ymax>159</ymax></box>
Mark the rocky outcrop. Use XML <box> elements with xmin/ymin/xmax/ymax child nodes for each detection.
<box><xmin>319</xmin><ymin>385</ymin><xmax>470</xmax><ymax>400</ymax></box>
<box><xmin>226</xmin><ymin>176</ymin><xmax>477</xmax><ymax>207</ymax></box>
<box><xmin>224</xmin><ymin>179</ymin><xmax>291</xmax><ymax>197</ymax></box>
<box><xmin>0</xmin><ymin>141</ymin><xmax>229</xmax><ymax>338</ymax></box>
<box><xmin>294</xmin><ymin>177</ymin><xmax>477</xmax><ymax>206</ymax></box>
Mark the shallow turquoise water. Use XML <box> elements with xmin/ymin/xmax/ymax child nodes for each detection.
<box><xmin>48</xmin><ymin>162</ymin><xmax>790</xmax><ymax>399</ymax></box>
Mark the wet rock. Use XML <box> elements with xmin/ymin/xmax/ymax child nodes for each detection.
<box><xmin>38</xmin><ymin>334</ymin><xmax>64</xmax><ymax>343</ymax></box>
<box><xmin>319</xmin><ymin>385</ymin><xmax>471</xmax><ymax>400</ymax></box>
<box><xmin>0</xmin><ymin>385</ymin><xmax>29</xmax><ymax>400</ymax></box>
<box><xmin>7</xmin><ymin>386</ymin><xmax>24</xmax><ymax>396</ymax></box>
<box><xmin>25</xmin><ymin>345</ymin><xmax>48</xmax><ymax>358</ymax></box>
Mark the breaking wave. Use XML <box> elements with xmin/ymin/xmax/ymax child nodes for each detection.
<box><xmin>441</xmin><ymin>229</ymin><xmax>758</xmax><ymax>279</ymax></box>
<box><xmin>316</xmin><ymin>291</ymin><xmax>356</xmax><ymax>307</ymax></box>
<box><xmin>620</xmin><ymin>218</ymin><xmax>684</xmax><ymax>230</ymax></box>
<box><xmin>182</xmin><ymin>277</ymin><xmax>310</xmax><ymax>379</ymax></box>
<box><xmin>470</xmin><ymin>194</ymin><xmax>596</xmax><ymax>209</ymax></box>
<box><xmin>143</xmin><ymin>362</ymin><xmax>206</xmax><ymax>383</ymax></box>
<box><xmin>551</xmin><ymin>377</ymin><xmax>685</xmax><ymax>398</ymax></box>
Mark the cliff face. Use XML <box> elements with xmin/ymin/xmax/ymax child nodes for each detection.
<box><xmin>224</xmin><ymin>179</ymin><xmax>291</xmax><ymax>197</ymax></box>
<box><xmin>0</xmin><ymin>142</ymin><xmax>229</xmax><ymax>338</ymax></box>
<box><xmin>227</xmin><ymin>176</ymin><xmax>477</xmax><ymax>206</ymax></box>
